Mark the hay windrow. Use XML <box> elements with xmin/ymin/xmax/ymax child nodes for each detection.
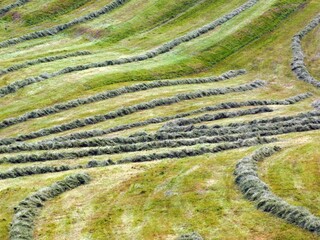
<box><xmin>235</xmin><ymin>147</ymin><xmax>320</xmax><ymax>234</ymax></box>
<box><xmin>9</xmin><ymin>173</ymin><xmax>91</xmax><ymax>240</ymax></box>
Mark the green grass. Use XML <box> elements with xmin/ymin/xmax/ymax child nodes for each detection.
<box><xmin>23</xmin><ymin>0</ymin><xmax>92</xmax><ymax>25</ymax></box>
<box><xmin>0</xmin><ymin>0</ymin><xmax>320</xmax><ymax>239</ymax></box>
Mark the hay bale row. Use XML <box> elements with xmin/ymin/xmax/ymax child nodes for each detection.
<box><xmin>312</xmin><ymin>100</ymin><xmax>320</xmax><ymax>110</ymax></box>
<box><xmin>0</xmin><ymin>0</ymin><xmax>129</xmax><ymax>48</ymax></box>
<box><xmin>143</xmin><ymin>0</ymin><xmax>259</xmax><ymax>55</ymax></box>
<box><xmin>5</xmin><ymin>119</ymin><xmax>320</xmax><ymax>182</ymax></box>
<box><xmin>0</xmin><ymin>80</ymin><xmax>265</xmax><ymax>146</ymax></box>
<box><xmin>1</xmin><ymin>0</ymin><xmax>258</xmax><ymax>49</ymax></box>
<box><xmin>234</xmin><ymin>146</ymin><xmax>320</xmax><ymax>234</ymax></box>
<box><xmin>202</xmin><ymin>122</ymin><xmax>320</xmax><ymax>142</ymax></box>
<box><xmin>0</xmin><ymin>106</ymin><xmax>272</xmax><ymax>153</ymax></box>
<box><xmin>0</xmin><ymin>0</ymin><xmax>260</xmax><ymax>97</ymax></box>
<box><xmin>0</xmin><ymin>69</ymin><xmax>245</xmax><ymax>129</ymax></box>
<box><xmin>291</xmin><ymin>14</ymin><xmax>320</xmax><ymax>88</ymax></box>
<box><xmin>0</xmin><ymin>0</ymin><xmax>30</xmax><ymax>16</ymax></box>
<box><xmin>0</xmin><ymin>131</ymin><xmax>258</xmax><ymax>156</ymax></box>
<box><xmin>159</xmin><ymin>93</ymin><xmax>311</xmax><ymax>131</ymax></box>
<box><xmin>0</xmin><ymin>51</ymin><xmax>92</xmax><ymax>77</ymax></box>
<box><xmin>42</xmin><ymin>93</ymin><xmax>311</xmax><ymax>143</ymax></box>
<box><xmin>7</xmin><ymin>121</ymin><xmax>318</xmax><ymax>181</ymax></box>
<box><xmin>9</xmin><ymin>173</ymin><xmax>91</xmax><ymax>240</ymax></box>
<box><xmin>162</xmin><ymin>112</ymin><xmax>320</xmax><ymax>134</ymax></box>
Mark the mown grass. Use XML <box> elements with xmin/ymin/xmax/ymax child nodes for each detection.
<box><xmin>303</xmin><ymin>24</ymin><xmax>320</xmax><ymax>79</ymax></box>
<box><xmin>33</xmin><ymin>144</ymin><xmax>319</xmax><ymax>239</ymax></box>
<box><xmin>0</xmin><ymin>0</ymin><xmax>311</xmax><ymax>123</ymax></box>
<box><xmin>0</xmin><ymin>0</ymin><xmax>319</xmax><ymax>239</ymax></box>
<box><xmin>22</xmin><ymin>0</ymin><xmax>92</xmax><ymax>26</ymax></box>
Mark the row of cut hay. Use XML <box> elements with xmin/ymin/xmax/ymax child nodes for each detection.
<box><xmin>115</xmin><ymin>137</ymin><xmax>275</xmax><ymax>164</ymax></box>
<box><xmin>0</xmin><ymin>107</ymin><xmax>273</xmax><ymax>153</ymax></box>
<box><xmin>39</xmin><ymin>92</ymin><xmax>311</xmax><ymax>143</ymax></box>
<box><xmin>0</xmin><ymin>80</ymin><xmax>266</xmax><ymax>146</ymax></box>
<box><xmin>234</xmin><ymin>146</ymin><xmax>320</xmax><ymax>234</ymax></box>
<box><xmin>9</xmin><ymin>173</ymin><xmax>90</xmax><ymax>240</ymax></box>
<box><xmin>160</xmin><ymin>93</ymin><xmax>312</xmax><ymax>131</ymax></box>
<box><xmin>0</xmin><ymin>138</ymin><xmax>274</xmax><ymax>180</ymax></box>
<box><xmin>0</xmin><ymin>160</ymin><xmax>114</xmax><ymax>180</ymax></box>
<box><xmin>161</xmin><ymin>106</ymin><xmax>273</xmax><ymax>127</ymax></box>
<box><xmin>0</xmin><ymin>0</ymin><xmax>260</xmax><ymax>97</ymax></box>
<box><xmin>0</xmin><ymin>0</ymin><xmax>129</xmax><ymax>48</ymax></box>
<box><xmin>3</xmin><ymin>114</ymin><xmax>320</xmax><ymax>165</ymax></box>
<box><xmin>165</xmin><ymin>110</ymin><xmax>320</xmax><ymax>133</ymax></box>
<box><xmin>291</xmin><ymin>13</ymin><xmax>320</xmax><ymax>88</ymax></box>
<box><xmin>156</xmin><ymin>114</ymin><xmax>320</xmax><ymax>138</ymax></box>
<box><xmin>0</xmin><ymin>51</ymin><xmax>92</xmax><ymax>77</ymax></box>
<box><xmin>60</xmin><ymin>115</ymin><xmax>320</xmax><ymax>146</ymax></box>
<box><xmin>0</xmin><ymin>129</ymin><xmax>275</xmax><ymax>164</ymax></box>
<box><xmin>3</xmin><ymin>117</ymin><xmax>320</xmax><ymax>179</ymax></box>
<box><xmin>0</xmin><ymin>0</ymin><xmax>30</xmax><ymax>16</ymax></box>
<box><xmin>30</xmin><ymin>111</ymin><xmax>320</xmax><ymax>156</ymax></box>
<box><xmin>0</xmin><ymin>69</ymin><xmax>246</xmax><ymax>129</ymax></box>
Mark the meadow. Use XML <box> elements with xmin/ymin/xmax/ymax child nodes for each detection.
<box><xmin>0</xmin><ymin>0</ymin><xmax>319</xmax><ymax>239</ymax></box>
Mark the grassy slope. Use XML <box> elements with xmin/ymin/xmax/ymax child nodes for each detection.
<box><xmin>0</xmin><ymin>0</ymin><xmax>319</xmax><ymax>239</ymax></box>
<box><xmin>303</xmin><ymin>24</ymin><xmax>320</xmax><ymax>79</ymax></box>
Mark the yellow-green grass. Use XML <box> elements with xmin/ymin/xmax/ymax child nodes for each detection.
<box><xmin>0</xmin><ymin>76</ymin><xmax>263</xmax><ymax>137</ymax></box>
<box><xmin>303</xmin><ymin>24</ymin><xmax>320</xmax><ymax>79</ymax></box>
<box><xmin>0</xmin><ymin>0</ymin><xmax>316</xmax><ymax>120</ymax></box>
<box><xmin>0</xmin><ymin>0</ymin><xmax>320</xmax><ymax>239</ymax></box>
<box><xmin>32</xmin><ymin>144</ymin><xmax>319</xmax><ymax>239</ymax></box>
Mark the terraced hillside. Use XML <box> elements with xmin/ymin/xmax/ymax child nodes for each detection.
<box><xmin>0</xmin><ymin>0</ymin><xmax>319</xmax><ymax>239</ymax></box>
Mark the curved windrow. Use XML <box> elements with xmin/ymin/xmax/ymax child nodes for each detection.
<box><xmin>9</xmin><ymin>173</ymin><xmax>91</xmax><ymax>240</ymax></box>
<box><xmin>291</xmin><ymin>13</ymin><xmax>320</xmax><ymax>88</ymax></box>
<box><xmin>234</xmin><ymin>146</ymin><xmax>320</xmax><ymax>235</ymax></box>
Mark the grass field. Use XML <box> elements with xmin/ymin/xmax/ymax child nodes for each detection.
<box><xmin>0</xmin><ymin>0</ymin><xmax>319</xmax><ymax>239</ymax></box>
